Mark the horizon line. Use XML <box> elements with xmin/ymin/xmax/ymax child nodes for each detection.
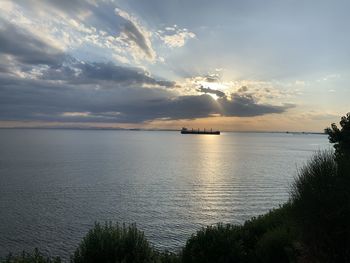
<box><xmin>0</xmin><ymin>126</ymin><xmax>326</xmax><ymax>134</ymax></box>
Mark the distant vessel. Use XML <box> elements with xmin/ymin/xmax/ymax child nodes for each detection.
<box><xmin>181</xmin><ymin>127</ymin><xmax>220</xmax><ymax>135</ymax></box>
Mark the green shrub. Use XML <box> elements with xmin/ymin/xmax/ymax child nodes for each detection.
<box><xmin>325</xmin><ymin>112</ymin><xmax>350</xmax><ymax>163</ymax></box>
<box><xmin>71</xmin><ymin>222</ymin><xmax>157</xmax><ymax>263</ymax></box>
<box><xmin>241</xmin><ymin>203</ymin><xmax>295</xmax><ymax>249</ymax></box>
<box><xmin>156</xmin><ymin>251</ymin><xmax>180</xmax><ymax>263</ymax></box>
<box><xmin>3</xmin><ymin>248</ymin><xmax>61</xmax><ymax>263</ymax></box>
<box><xmin>255</xmin><ymin>227</ymin><xmax>296</xmax><ymax>263</ymax></box>
<box><xmin>291</xmin><ymin>151</ymin><xmax>350</xmax><ymax>262</ymax></box>
<box><xmin>240</xmin><ymin>204</ymin><xmax>298</xmax><ymax>263</ymax></box>
<box><xmin>182</xmin><ymin>223</ymin><xmax>246</xmax><ymax>263</ymax></box>
<box><xmin>181</xmin><ymin>205</ymin><xmax>297</xmax><ymax>263</ymax></box>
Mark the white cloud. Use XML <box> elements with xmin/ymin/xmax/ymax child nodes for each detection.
<box><xmin>112</xmin><ymin>54</ymin><xmax>130</xmax><ymax>64</ymax></box>
<box><xmin>115</xmin><ymin>8</ymin><xmax>156</xmax><ymax>62</ymax></box>
<box><xmin>62</xmin><ymin>112</ymin><xmax>91</xmax><ymax>117</ymax></box>
<box><xmin>159</xmin><ymin>26</ymin><xmax>196</xmax><ymax>48</ymax></box>
<box><xmin>0</xmin><ymin>2</ymin><xmax>162</xmax><ymax>66</ymax></box>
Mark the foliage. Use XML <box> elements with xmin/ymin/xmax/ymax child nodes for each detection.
<box><xmin>255</xmin><ymin>227</ymin><xmax>296</xmax><ymax>263</ymax></box>
<box><xmin>3</xmin><ymin>248</ymin><xmax>61</xmax><ymax>263</ymax></box>
<box><xmin>156</xmin><ymin>251</ymin><xmax>181</xmax><ymax>263</ymax></box>
<box><xmin>291</xmin><ymin>151</ymin><xmax>350</xmax><ymax>262</ymax></box>
<box><xmin>182</xmin><ymin>223</ymin><xmax>246</xmax><ymax>263</ymax></box>
<box><xmin>71</xmin><ymin>222</ymin><xmax>157</xmax><ymax>263</ymax></box>
<box><xmin>182</xmin><ymin>205</ymin><xmax>297</xmax><ymax>263</ymax></box>
<box><xmin>242</xmin><ymin>204</ymin><xmax>298</xmax><ymax>263</ymax></box>
<box><xmin>325</xmin><ymin>112</ymin><xmax>350</xmax><ymax>162</ymax></box>
<box><xmin>3</xmin><ymin>212</ymin><xmax>297</xmax><ymax>263</ymax></box>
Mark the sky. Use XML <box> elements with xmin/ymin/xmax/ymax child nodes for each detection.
<box><xmin>0</xmin><ymin>0</ymin><xmax>349</xmax><ymax>132</ymax></box>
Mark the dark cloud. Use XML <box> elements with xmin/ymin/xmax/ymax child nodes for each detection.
<box><xmin>0</xmin><ymin>55</ymin><xmax>12</xmax><ymax>74</ymax></box>
<box><xmin>0</xmin><ymin>70</ymin><xmax>293</xmax><ymax>123</ymax></box>
<box><xmin>218</xmin><ymin>93</ymin><xmax>293</xmax><ymax>117</ymax></box>
<box><xmin>74</xmin><ymin>62</ymin><xmax>173</xmax><ymax>87</ymax></box>
<box><xmin>0</xmin><ymin>20</ymin><xmax>65</xmax><ymax>67</ymax></box>
<box><xmin>198</xmin><ymin>86</ymin><xmax>226</xmax><ymax>98</ymax></box>
<box><xmin>122</xmin><ymin>21</ymin><xmax>153</xmax><ymax>58</ymax></box>
<box><xmin>205</xmin><ymin>74</ymin><xmax>220</xmax><ymax>82</ymax></box>
<box><xmin>117</xmin><ymin>94</ymin><xmax>218</xmax><ymax>122</ymax></box>
<box><xmin>42</xmin><ymin>61</ymin><xmax>175</xmax><ymax>88</ymax></box>
<box><xmin>0</xmin><ymin>73</ymin><xmax>183</xmax><ymax>123</ymax></box>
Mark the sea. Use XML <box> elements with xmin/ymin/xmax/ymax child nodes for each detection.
<box><xmin>0</xmin><ymin>129</ymin><xmax>330</xmax><ymax>260</ymax></box>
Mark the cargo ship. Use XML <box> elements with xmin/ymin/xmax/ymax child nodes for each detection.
<box><xmin>180</xmin><ymin>127</ymin><xmax>220</xmax><ymax>135</ymax></box>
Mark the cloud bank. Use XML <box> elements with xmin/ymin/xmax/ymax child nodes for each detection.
<box><xmin>0</xmin><ymin>1</ymin><xmax>294</xmax><ymax>126</ymax></box>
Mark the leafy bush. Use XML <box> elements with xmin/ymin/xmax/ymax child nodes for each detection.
<box><xmin>182</xmin><ymin>223</ymin><xmax>246</xmax><ymax>263</ymax></box>
<box><xmin>325</xmin><ymin>112</ymin><xmax>350</xmax><ymax>163</ymax></box>
<box><xmin>181</xmin><ymin>205</ymin><xmax>297</xmax><ymax>263</ymax></box>
<box><xmin>156</xmin><ymin>251</ymin><xmax>181</xmax><ymax>263</ymax></box>
<box><xmin>242</xmin><ymin>204</ymin><xmax>298</xmax><ymax>262</ymax></box>
<box><xmin>255</xmin><ymin>227</ymin><xmax>296</xmax><ymax>263</ymax></box>
<box><xmin>71</xmin><ymin>222</ymin><xmax>157</xmax><ymax>263</ymax></box>
<box><xmin>291</xmin><ymin>151</ymin><xmax>350</xmax><ymax>262</ymax></box>
<box><xmin>242</xmin><ymin>203</ymin><xmax>294</xmax><ymax>246</ymax></box>
<box><xmin>3</xmin><ymin>248</ymin><xmax>61</xmax><ymax>263</ymax></box>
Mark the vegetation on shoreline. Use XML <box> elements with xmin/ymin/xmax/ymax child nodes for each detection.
<box><xmin>72</xmin><ymin>223</ymin><xmax>158</xmax><ymax>263</ymax></box>
<box><xmin>2</xmin><ymin>113</ymin><xmax>350</xmax><ymax>263</ymax></box>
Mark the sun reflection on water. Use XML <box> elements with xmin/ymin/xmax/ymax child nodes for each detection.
<box><xmin>188</xmin><ymin>134</ymin><xmax>230</xmax><ymax>224</ymax></box>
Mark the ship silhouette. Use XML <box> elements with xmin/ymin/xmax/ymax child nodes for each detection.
<box><xmin>181</xmin><ymin>127</ymin><xmax>220</xmax><ymax>135</ymax></box>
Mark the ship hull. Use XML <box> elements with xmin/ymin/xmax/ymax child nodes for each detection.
<box><xmin>181</xmin><ymin>130</ymin><xmax>220</xmax><ymax>135</ymax></box>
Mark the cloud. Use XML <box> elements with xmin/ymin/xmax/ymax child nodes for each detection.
<box><xmin>0</xmin><ymin>73</ymin><xmax>172</xmax><ymax>123</ymax></box>
<box><xmin>41</xmin><ymin>60</ymin><xmax>175</xmax><ymax>88</ymax></box>
<box><xmin>198</xmin><ymin>86</ymin><xmax>226</xmax><ymax>98</ymax></box>
<box><xmin>159</xmin><ymin>26</ymin><xmax>196</xmax><ymax>48</ymax></box>
<box><xmin>115</xmin><ymin>8</ymin><xmax>156</xmax><ymax>61</ymax></box>
<box><xmin>0</xmin><ymin>1</ymin><xmax>198</xmax><ymax>68</ymax></box>
<box><xmin>15</xmin><ymin>0</ymin><xmax>96</xmax><ymax>18</ymax></box>
<box><xmin>0</xmin><ymin>2</ymin><xmax>161</xmax><ymax>65</ymax></box>
<box><xmin>0</xmin><ymin>3</ymin><xmax>294</xmax><ymax>126</ymax></box>
<box><xmin>0</xmin><ymin>64</ymin><xmax>293</xmax><ymax>124</ymax></box>
<box><xmin>0</xmin><ymin>20</ymin><xmax>65</xmax><ymax>67</ymax></box>
<box><xmin>205</xmin><ymin>73</ymin><xmax>220</xmax><ymax>82</ymax></box>
<box><xmin>218</xmin><ymin>93</ymin><xmax>294</xmax><ymax>117</ymax></box>
<box><xmin>237</xmin><ymin>86</ymin><xmax>248</xmax><ymax>93</ymax></box>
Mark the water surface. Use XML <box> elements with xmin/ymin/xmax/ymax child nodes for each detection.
<box><xmin>0</xmin><ymin>129</ymin><xmax>329</xmax><ymax>260</ymax></box>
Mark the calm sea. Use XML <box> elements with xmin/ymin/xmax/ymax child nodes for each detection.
<box><xmin>0</xmin><ymin>129</ymin><xmax>329</xmax><ymax>260</ymax></box>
